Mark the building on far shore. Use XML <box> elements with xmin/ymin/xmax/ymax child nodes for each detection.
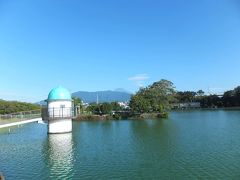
<box><xmin>172</xmin><ymin>102</ymin><xmax>201</xmax><ymax>109</ymax></box>
<box><xmin>118</xmin><ymin>102</ymin><xmax>130</xmax><ymax>109</ymax></box>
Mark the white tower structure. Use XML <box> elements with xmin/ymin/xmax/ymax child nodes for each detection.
<box><xmin>45</xmin><ymin>86</ymin><xmax>73</xmax><ymax>134</ymax></box>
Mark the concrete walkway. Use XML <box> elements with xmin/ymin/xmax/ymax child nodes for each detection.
<box><xmin>0</xmin><ymin>118</ymin><xmax>42</xmax><ymax>129</ymax></box>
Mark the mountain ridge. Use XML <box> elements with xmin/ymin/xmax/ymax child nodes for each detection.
<box><xmin>72</xmin><ymin>90</ymin><xmax>132</xmax><ymax>103</ymax></box>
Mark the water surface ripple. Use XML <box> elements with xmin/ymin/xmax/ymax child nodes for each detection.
<box><xmin>1</xmin><ymin>110</ymin><xmax>240</xmax><ymax>179</ymax></box>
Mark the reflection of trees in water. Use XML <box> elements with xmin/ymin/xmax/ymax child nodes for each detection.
<box><xmin>42</xmin><ymin>133</ymin><xmax>74</xmax><ymax>179</ymax></box>
<box><xmin>128</xmin><ymin>119</ymin><xmax>179</xmax><ymax>175</ymax></box>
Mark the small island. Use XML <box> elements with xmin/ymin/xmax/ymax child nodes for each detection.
<box><xmin>74</xmin><ymin>79</ymin><xmax>240</xmax><ymax>121</ymax></box>
<box><xmin>75</xmin><ymin>79</ymin><xmax>175</xmax><ymax>120</ymax></box>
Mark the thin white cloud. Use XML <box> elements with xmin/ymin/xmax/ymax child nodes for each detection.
<box><xmin>128</xmin><ymin>74</ymin><xmax>149</xmax><ymax>81</ymax></box>
<box><xmin>128</xmin><ymin>74</ymin><xmax>150</xmax><ymax>87</ymax></box>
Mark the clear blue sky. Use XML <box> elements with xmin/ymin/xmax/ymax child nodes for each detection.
<box><xmin>1</xmin><ymin>0</ymin><xmax>240</xmax><ymax>102</ymax></box>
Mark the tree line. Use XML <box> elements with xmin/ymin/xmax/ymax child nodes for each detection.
<box><xmin>0</xmin><ymin>100</ymin><xmax>40</xmax><ymax>114</ymax></box>
<box><xmin>1</xmin><ymin>80</ymin><xmax>240</xmax><ymax>115</ymax></box>
<box><xmin>74</xmin><ymin>80</ymin><xmax>240</xmax><ymax>118</ymax></box>
<box><xmin>175</xmin><ymin>86</ymin><xmax>240</xmax><ymax>108</ymax></box>
<box><xmin>129</xmin><ymin>80</ymin><xmax>240</xmax><ymax>115</ymax></box>
<box><xmin>73</xmin><ymin>96</ymin><xmax>125</xmax><ymax>115</ymax></box>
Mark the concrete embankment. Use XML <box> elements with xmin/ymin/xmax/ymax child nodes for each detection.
<box><xmin>74</xmin><ymin>112</ymin><xmax>168</xmax><ymax>121</ymax></box>
<box><xmin>0</xmin><ymin>118</ymin><xmax>42</xmax><ymax>129</ymax></box>
<box><xmin>74</xmin><ymin>115</ymin><xmax>111</xmax><ymax>121</ymax></box>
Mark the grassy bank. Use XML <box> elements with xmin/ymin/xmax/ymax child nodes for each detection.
<box><xmin>74</xmin><ymin>115</ymin><xmax>112</xmax><ymax>121</ymax></box>
<box><xmin>74</xmin><ymin>112</ymin><xmax>168</xmax><ymax>121</ymax></box>
<box><xmin>129</xmin><ymin>112</ymin><xmax>168</xmax><ymax>119</ymax></box>
<box><xmin>0</xmin><ymin>100</ymin><xmax>40</xmax><ymax>114</ymax></box>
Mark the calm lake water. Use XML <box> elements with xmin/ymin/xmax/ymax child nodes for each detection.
<box><xmin>1</xmin><ymin>110</ymin><xmax>240</xmax><ymax>179</ymax></box>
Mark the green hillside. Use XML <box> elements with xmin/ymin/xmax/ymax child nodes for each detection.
<box><xmin>0</xmin><ymin>100</ymin><xmax>40</xmax><ymax>114</ymax></box>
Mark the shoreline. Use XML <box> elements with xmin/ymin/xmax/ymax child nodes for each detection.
<box><xmin>73</xmin><ymin>108</ymin><xmax>240</xmax><ymax>121</ymax></box>
<box><xmin>171</xmin><ymin>107</ymin><xmax>240</xmax><ymax>111</ymax></box>
<box><xmin>74</xmin><ymin>112</ymin><xmax>168</xmax><ymax>121</ymax></box>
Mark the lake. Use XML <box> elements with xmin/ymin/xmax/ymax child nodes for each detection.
<box><xmin>1</xmin><ymin>110</ymin><xmax>240</xmax><ymax>179</ymax></box>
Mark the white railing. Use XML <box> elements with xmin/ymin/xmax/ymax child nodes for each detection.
<box><xmin>0</xmin><ymin>110</ymin><xmax>41</xmax><ymax>123</ymax></box>
<box><xmin>41</xmin><ymin>107</ymin><xmax>79</xmax><ymax>121</ymax></box>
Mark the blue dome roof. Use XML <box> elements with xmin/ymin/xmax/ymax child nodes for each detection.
<box><xmin>48</xmin><ymin>86</ymin><xmax>71</xmax><ymax>101</ymax></box>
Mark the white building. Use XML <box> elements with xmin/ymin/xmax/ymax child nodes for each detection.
<box><xmin>44</xmin><ymin>86</ymin><xmax>74</xmax><ymax>134</ymax></box>
<box><xmin>118</xmin><ymin>102</ymin><xmax>130</xmax><ymax>109</ymax></box>
<box><xmin>172</xmin><ymin>102</ymin><xmax>201</xmax><ymax>109</ymax></box>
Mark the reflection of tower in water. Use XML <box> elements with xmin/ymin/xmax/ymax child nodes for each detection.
<box><xmin>47</xmin><ymin>133</ymin><xmax>74</xmax><ymax>178</ymax></box>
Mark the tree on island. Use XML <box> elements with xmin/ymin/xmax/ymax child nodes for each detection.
<box><xmin>129</xmin><ymin>79</ymin><xmax>176</xmax><ymax>117</ymax></box>
<box><xmin>85</xmin><ymin>102</ymin><xmax>124</xmax><ymax>115</ymax></box>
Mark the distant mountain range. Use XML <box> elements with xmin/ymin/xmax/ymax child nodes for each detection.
<box><xmin>72</xmin><ymin>90</ymin><xmax>132</xmax><ymax>103</ymax></box>
<box><xmin>36</xmin><ymin>89</ymin><xmax>132</xmax><ymax>105</ymax></box>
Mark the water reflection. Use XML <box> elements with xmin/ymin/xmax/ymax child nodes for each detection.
<box><xmin>2</xmin><ymin>111</ymin><xmax>240</xmax><ymax>179</ymax></box>
<box><xmin>44</xmin><ymin>133</ymin><xmax>74</xmax><ymax>178</ymax></box>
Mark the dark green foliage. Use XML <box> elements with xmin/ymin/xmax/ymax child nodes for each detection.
<box><xmin>0</xmin><ymin>100</ymin><xmax>40</xmax><ymax>114</ymax></box>
<box><xmin>175</xmin><ymin>86</ymin><xmax>240</xmax><ymax>108</ymax></box>
<box><xmin>72</xmin><ymin>97</ymin><xmax>84</xmax><ymax>113</ymax></box>
<box><xmin>110</xmin><ymin>102</ymin><xmax>123</xmax><ymax>111</ymax></box>
<box><xmin>75</xmin><ymin>115</ymin><xmax>111</xmax><ymax>121</ymax></box>
<box><xmin>175</xmin><ymin>91</ymin><xmax>197</xmax><ymax>103</ymax></box>
<box><xmin>99</xmin><ymin>103</ymin><xmax>112</xmax><ymax>114</ymax></box>
<box><xmin>175</xmin><ymin>90</ymin><xmax>223</xmax><ymax>108</ymax></box>
<box><xmin>222</xmin><ymin>86</ymin><xmax>240</xmax><ymax>107</ymax></box>
<box><xmin>86</xmin><ymin>102</ymin><xmax>124</xmax><ymax>115</ymax></box>
<box><xmin>72</xmin><ymin>97</ymin><xmax>82</xmax><ymax>106</ymax></box>
<box><xmin>86</xmin><ymin>103</ymin><xmax>99</xmax><ymax>114</ymax></box>
<box><xmin>196</xmin><ymin>90</ymin><xmax>205</xmax><ymax>96</ymax></box>
<box><xmin>129</xmin><ymin>79</ymin><xmax>176</xmax><ymax>113</ymax></box>
<box><xmin>199</xmin><ymin>95</ymin><xmax>223</xmax><ymax>108</ymax></box>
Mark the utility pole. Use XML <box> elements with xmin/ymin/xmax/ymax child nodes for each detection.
<box><xmin>97</xmin><ymin>94</ymin><xmax>99</xmax><ymax>105</ymax></box>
